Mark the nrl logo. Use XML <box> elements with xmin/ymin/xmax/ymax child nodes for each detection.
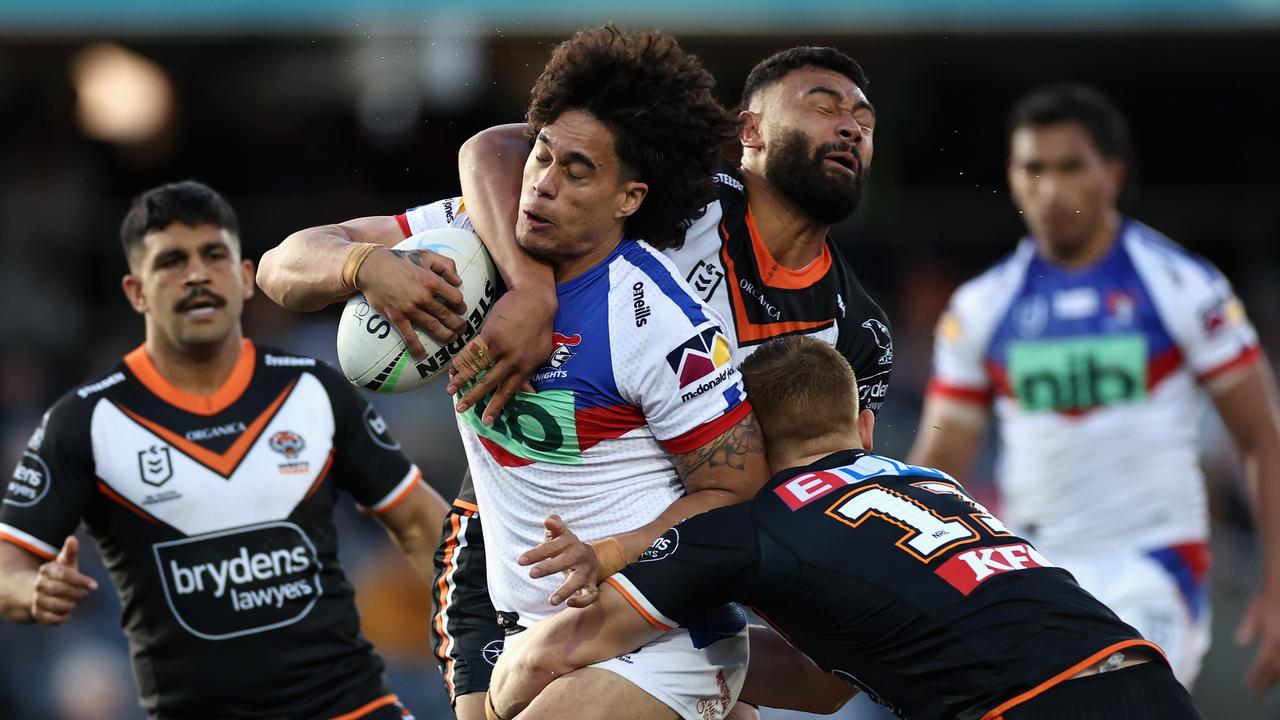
<box><xmin>137</xmin><ymin>445</ymin><xmax>173</xmax><ymax>487</ymax></box>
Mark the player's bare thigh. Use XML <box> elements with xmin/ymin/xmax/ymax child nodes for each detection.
<box><xmin>455</xmin><ymin>692</ymin><xmax>486</xmax><ymax>720</ymax></box>
<box><xmin>519</xmin><ymin>668</ymin><xmax>678</xmax><ymax>720</ymax></box>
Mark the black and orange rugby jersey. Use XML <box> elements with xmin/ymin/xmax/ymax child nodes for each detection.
<box><xmin>611</xmin><ymin>449</ymin><xmax>1161</xmax><ymax>720</ymax></box>
<box><xmin>1</xmin><ymin>340</ymin><xmax>420</xmax><ymax>719</ymax></box>
<box><xmin>667</xmin><ymin>168</ymin><xmax>894</xmax><ymax>413</ymax></box>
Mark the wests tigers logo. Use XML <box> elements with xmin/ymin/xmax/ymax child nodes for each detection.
<box><xmin>268</xmin><ymin>431</ymin><xmax>306</xmax><ymax>459</ymax></box>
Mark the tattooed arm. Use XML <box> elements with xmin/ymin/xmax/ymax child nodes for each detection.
<box><xmin>616</xmin><ymin>411</ymin><xmax>769</xmax><ymax>559</ymax></box>
<box><xmin>519</xmin><ymin>412</ymin><xmax>768</xmax><ymax>606</ymax></box>
<box><xmin>257</xmin><ymin>216</ymin><xmax>466</xmax><ymax>353</ymax></box>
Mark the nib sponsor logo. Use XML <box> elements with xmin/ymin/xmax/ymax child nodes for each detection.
<box><xmin>155</xmin><ymin>522</ymin><xmax>322</xmax><ymax>640</ymax></box>
<box><xmin>667</xmin><ymin>328</ymin><xmax>734</xmax><ymax>401</ymax></box>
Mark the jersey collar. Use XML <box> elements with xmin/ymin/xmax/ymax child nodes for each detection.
<box><xmin>766</xmin><ymin>448</ymin><xmax>868</xmax><ymax>490</ymax></box>
<box><xmin>556</xmin><ymin>240</ymin><xmax>632</xmax><ymax>295</ymax></box>
<box><xmin>1028</xmin><ymin>216</ymin><xmax>1131</xmax><ymax>276</ymax></box>
<box><xmin>124</xmin><ymin>339</ymin><xmax>256</xmax><ymax>416</ymax></box>
<box><xmin>744</xmin><ymin>205</ymin><xmax>833</xmax><ymax>290</ymax></box>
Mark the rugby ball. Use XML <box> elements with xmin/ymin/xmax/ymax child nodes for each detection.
<box><xmin>336</xmin><ymin>227</ymin><xmax>500</xmax><ymax>394</ymax></box>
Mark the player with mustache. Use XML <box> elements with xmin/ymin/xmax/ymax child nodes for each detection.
<box><xmin>0</xmin><ymin>181</ymin><xmax>448</xmax><ymax>719</ymax></box>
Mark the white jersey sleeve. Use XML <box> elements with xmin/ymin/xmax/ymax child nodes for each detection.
<box><xmin>928</xmin><ymin>242</ymin><xmax>1034</xmax><ymax>404</ymax></box>
<box><xmin>609</xmin><ymin>243</ymin><xmax>750</xmax><ymax>455</ymax></box>
<box><xmin>1124</xmin><ymin>227</ymin><xmax>1260</xmax><ymax>382</ymax></box>
<box><xmin>395</xmin><ymin>197</ymin><xmax>473</xmax><ymax>236</ymax></box>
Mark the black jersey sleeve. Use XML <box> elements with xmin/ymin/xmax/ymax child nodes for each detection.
<box><xmin>829</xmin><ymin>244</ymin><xmax>894</xmax><ymax>415</ymax></box>
<box><xmin>838</xmin><ymin>302</ymin><xmax>893</xmax><ymax>415</ymax></box>
<box><xmin>1</xmin><ymin>394</ymin><xmax>96</xmax><ymax>560</ymax></box>
<box><xmin>310</xmin><ymin>363</ymin><xmax>418</xmax><ymax>514</ymax></box>
<box><xmin>609</xmin><ymin>503</ymin><xmax>759</xmax><ymax>630</ymax></box>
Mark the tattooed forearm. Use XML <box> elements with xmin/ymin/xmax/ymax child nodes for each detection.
<box><xmin>610</xmin><ymin>412</ymin><xmax>767</xmax><ymax>564</ymax></box>
<box><xmin>673</xmin><ymin>412</ymin><xmax>765</xmax><ymax>482</ymax></box>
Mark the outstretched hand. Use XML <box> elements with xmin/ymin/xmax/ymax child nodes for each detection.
<box><xmin>1236</xmin><ymin>587</ymin><xmax>1280</xmax><ymax>694</ymax></box>
<box><xmin>518</xmin><ymin>515</ymin><xmax>605</xmax><ymax>608</ymax></box>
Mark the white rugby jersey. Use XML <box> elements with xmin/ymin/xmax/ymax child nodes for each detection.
<box><xmin>400</xmin><ymin>200</ymin><xmax>749</xmax><ymax>626</ymax></box>
<box><xmin>927</xmin><ymin>220</ymin><xmax>1259</xmax><ymax>555</ymax></box>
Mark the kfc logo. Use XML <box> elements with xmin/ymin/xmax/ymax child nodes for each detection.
<box><xmin>935</xmin><ymin>542</ymin><xmax>1054</xmax><ymax>595</ymax></box>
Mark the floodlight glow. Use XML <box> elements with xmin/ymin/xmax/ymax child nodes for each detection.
<box><xmin>71</xmin><ymin>43</ymin><xmax>173</xmax><ymax>145</ymax></box>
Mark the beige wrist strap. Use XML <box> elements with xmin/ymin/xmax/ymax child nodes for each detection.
<box><xmin>341</xmin><ymin>242</ymin><xmax>381</xmax><ymax>292</ymax></box>
<box><xmin>589</xmin><ymin>536</ymin><xmax>628</xmax><ymax>578</ymax></box>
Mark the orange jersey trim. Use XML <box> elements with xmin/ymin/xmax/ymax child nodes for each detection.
<box><xmin>362</xmin><ymin>469</ymin><xmax>422</xmax><ymax>516</ymax></box>
<box><xmin>96</xmin><ymin>481</ymin><xmax>162</xmax><ymax>525</ymax></box>
<box><xmin>604</xmin><ymin>577</ymin><xmax>674</xmax><ymax>632</ymax></box>
<box><xmin>719</xmin><ymin>229</ymin><xmax>831</xmax><ymax>344</ymax></box>
<box><xmin>118</xmin><ymin>379</ymin><xmax>297</xmax><ymax>478</ymax></box>
<box><xmin>305</xmin><ymin>449</ymin><xmax>337</xmax><ymax>501</ymax></box>
<box><xmin>328</xmin><ymin>693</ymin><xmax>400</xmax><ymax>720</ymax></box>
<box><xmin>981</xmin><ymin>639</ymin><xmax>1166</xmax><ymax>720</ymax></box>
<box><xmin>452</xmin><ymin>499</ymin><xmax>479</xmax><ymax>514</ymax></box>
<box><xmin>124</xmin><ymin>339</ymin><xmax>256</xmax><ymax>416</ymax></box>
<box><xmin>746</xmin><ymin>604</ymin><xmax>799</xmax><ymax>647</ymax></box>
<box><xmin>0</xmin><ymin>530</ymin><xmax>57</xmax><ymax>561</ymax></box>
<box><xmin>745</xmin><ymin>206</ymin><xmax>832</xmax><ymax>290</ymax></box>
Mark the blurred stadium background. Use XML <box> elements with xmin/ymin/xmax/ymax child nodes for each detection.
<box><xmin>1</xmin><ymin>1</ymin><xmax>1278</xmax><ymax>718</ymax></box>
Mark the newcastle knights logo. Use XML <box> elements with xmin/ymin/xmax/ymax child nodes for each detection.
<box><xmin>138</xmin><ymin>445</ymin><xmax>174</xmax><ymax>487</ymax></box>
<box><xmin>547</xmin><ymin>332</ymin><xmax>582</xmax><ymax>370</ymax></box>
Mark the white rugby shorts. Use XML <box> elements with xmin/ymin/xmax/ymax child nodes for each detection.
<box><xmin>1049</xmin><ymin>546</ymin><xmax>1210</xmax><ymax>687</ymax></box>
<box><xmin>506</xmin><ymin>624</ymin><xmax>750</xmax><ymax>720</ymax></box>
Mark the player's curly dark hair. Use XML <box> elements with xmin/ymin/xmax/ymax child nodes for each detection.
<box><xmin>526</xmin><ymin>24</ymin><xmax>735</xmax><ymax>251</ymax></box>
<box><xmin>120</xmin><ymin>180</ymin><xmax>239</xmax><ymax>266</ymax></box>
